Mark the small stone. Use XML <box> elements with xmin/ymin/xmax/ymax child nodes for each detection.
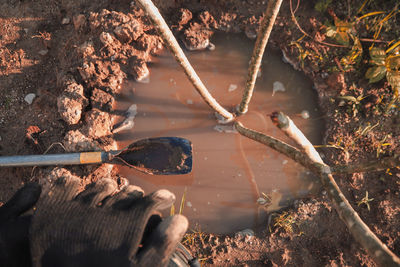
<box><xmin>73</xmin><ymin>14</ymin><xmax>86</xmax><ymax>30</ymax></box>
<box><xmin>228</xmin><ymin>84</ymin><xmax>237</xmax><ymax>92</ymax></box>
<box><xmin>57</xmin><ymin>80</ymin><xmax>88</xmax><ymax>125</ymax></box>
<box><xmin>38</xmin><ymin>49</ymin><xmax>48</xmax><ymax>56</ymax></box>
<box><xmin>301</xmin><ymin>110</ymin><xmax>310</xmax><ymax>119</ymax></box>
<box><xmin>63</xmin><ymin>130</ymin><xmax>101</xmax><ymax>152</ymax></box>
<box><xmin>186</xmin><ymin>99</ymin><xmax>193</xmax><ymax>105</ymax></box>
<box><xmin>235</xmin><ymin>229</ymin><xmax>254</xmax><ymax>239</ymax></box>
<box><xmin>272</xmin><ymin>81</ymin><xmax>285</xmax><ymax>96</ymax></box>
<box><xmin>61</xmin><ymin>17</ymin><xmax>70</xmax><ymax>25</ymax></box>
<box><xmin>129</xmin><ymin>58</ymin><xmax>149</xmax><ymax>82</ymax></box>
<box><xmin>24</xmin><ymin>93</ymin><xmax>36</xmax><ymax>104</ymax></box>
<box><xmin>99</xmin><ymin>32</ymin><xmax>114</xmax><ymax>45</ymax></box>
<box><xmin>112</xmin><ymin>104</ymin><xmax>137</xmax><ymax>133</ymax></box>
<box><xmin>84</xmin><ymin>109</ymin><xmax>112</xmax><ymax>138</ymax></box>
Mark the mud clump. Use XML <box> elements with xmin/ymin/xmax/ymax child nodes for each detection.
<box><xmin>57</xmin><ymin>76</ymin><xmax>88</xmax><ymax>125</ymax></box>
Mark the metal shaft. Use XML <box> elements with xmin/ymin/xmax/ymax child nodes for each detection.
<box><xmin>0</xmin><ymin>152</ymin><xmax>108</xmax><ymax>167</ymax></box>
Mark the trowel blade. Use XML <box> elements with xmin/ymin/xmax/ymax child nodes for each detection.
<box><xmin>114</xmin><ymin>137</ymin><xmax>193</xmax><ymax>175</ymax></box>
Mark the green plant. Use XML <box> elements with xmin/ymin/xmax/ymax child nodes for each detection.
<box><xmin>357</xmin><ymin>191</ymin><xmax>374</xmax><ymax>211</ymax></box>
<box><xmin>365</xmin><ymin>46</ymin><xmax>400</xmax><ymax>96</ymax></box>
<box><xmin>326</xmin><ymin>19</ymin><xmax>355</xmax><ymax>46</ymax></box>
<box><xmin>338</xmin><ymin>94</ymin><xmax>368</xmax><ymax>117</ymax></box>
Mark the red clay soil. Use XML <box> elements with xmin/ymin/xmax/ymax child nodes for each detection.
<box><xmin>0</xmin><ymin>0</ymin><xmax>399</xmax><ymax>266</ymax></box>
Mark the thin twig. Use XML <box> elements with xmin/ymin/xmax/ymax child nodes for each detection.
<box><xmin>235</xmin><ymin>121</ymin><xmax>399</xmax><ymax>176</ymax></box>
<box><xmin>332</xmin><ymin>155</ymin><xmax>399</xmax><ymax>174</ymax></box>
<box><xmin>289</xmin><ymin>0</ymin><xmax>346</xmax><ymax>48</ymax></box>
<box><xmin>135</xmin><ymin>0</ymin><xmax>234</xmax><ymax>122</ymax></box>
<box><xmin>237</xmin><ymin>0</ymin><xmax>283</xmax><ymax>115</ymax></box>
<box><xmin>270</xmin><ymin>111</ymin><xmax>400</xmax><ymax>267</ymax></box>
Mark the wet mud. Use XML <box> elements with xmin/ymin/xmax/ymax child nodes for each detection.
<box><xmin>115</xmin><ymin>33</ymin><xmax>324</xmax><ymax>233</ymax></box>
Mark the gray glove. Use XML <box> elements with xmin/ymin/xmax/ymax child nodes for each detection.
<box><xmin>30</xmin><ymin>176</ymin><xmax>188</xmax><ymax>267</ymax></box>
<box><xmin>0</xmin><ymin>183</ymin><xmax>41</xmax><ymax>267</ymax></box>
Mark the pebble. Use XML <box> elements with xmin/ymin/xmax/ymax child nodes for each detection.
<box><xmin>235</xmin><ymin>229</ymin><xmax>254</xmax><ymax>239</ymax></box>
<box><xmin>24</xmin><ymin>93</ymin><xmax>36</xmax><ymax>104</ymax></box>
<box><xmin>228</xmin><ymin>84</ymin><xmax>237</xmax><ymax>92</ymax></box>
<box><xmin>38</xmin><ymin>49</ymin><xmax>48</xmax><ymax>56</ymax></box>
<box><xmin>272</xmin><ymin>81</ymin><xmax>285</xmax><ymax>96</ymax></box>
<box><xmin>301</xmin><ymin>110</ymin><xmax>310</xmax><ymax>119</ymax></box>
<box><xmin>61</xmin><ymin>17</ymin><xmax>70</xmax><ymax>25</ymax></box>
<box><xmin>112</xmin><ymin>104</ymin><xmax>137</xmax><ymax>133</ymax></box>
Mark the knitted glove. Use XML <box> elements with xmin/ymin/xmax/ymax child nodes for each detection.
<box><xmin>0</xmin><ymin>183</ymin><xmax>41</xmax><ymax>267</ymax></box>
<box><xmin>30</xmin><ymin>176</ymin><xmax>188</xmax><ymax>267</ymax></box>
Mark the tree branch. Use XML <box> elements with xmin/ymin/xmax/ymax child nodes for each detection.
<box><xmin>270</xmin><ymin>111</ymin><xmax>400</xmax><ymax>267</ymax></box>
<box><xmin>135</xmin><ymin>0</ymin><xmax>234</xmax><ymax>122</ymax></box>
<box><xmin>237</xmin><ymin>0</ymin><xmax>283</xmax><ymax>114</ymax></box>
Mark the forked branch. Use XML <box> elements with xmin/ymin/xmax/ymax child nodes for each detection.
<box><xmin>235</xmin><ymin>115</ymin><xmax>400</xmax><ymax>266</ymax></box>
<box><xmin>269</xmin><ymin>111</ymin><xmax>400</xmax><ymax>267</ymax></box>
<box><xmin>135</xmin><ymin>0</ymin><xmax>234</xmax><ymax>122</ymax></box>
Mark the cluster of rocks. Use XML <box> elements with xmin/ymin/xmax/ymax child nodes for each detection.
<box><xmin>52</xmin><ymin>8</ymin><xmax>166</xmax><ymax>182</ymax></box>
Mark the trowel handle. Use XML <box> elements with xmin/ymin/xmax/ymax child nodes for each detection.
<box><xmin>0</xmin><ymin>151</ymin><xmax>113</xmax><ymax>167</ymax></box>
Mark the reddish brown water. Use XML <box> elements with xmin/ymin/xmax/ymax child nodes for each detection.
<box><xmin>115</xmin><ymin>34</ymin><xmax>324</xmax><ymax>233</ymax></box>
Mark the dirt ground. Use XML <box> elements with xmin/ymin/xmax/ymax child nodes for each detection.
<box><xmin>0</xmin><ymin>0</ymin><xmax>399</xmax><ymax>266</ymax></box>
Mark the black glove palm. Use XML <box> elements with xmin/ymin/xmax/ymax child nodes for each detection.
<box><xmin>30</xmin><ymin>177</ymin><xmax>188</xmax><ymax>267</ymax></box>
<box><xmin>0</xmin><ymin>183</ymin><xmax>41</xmax><ymax>267</ymax></box>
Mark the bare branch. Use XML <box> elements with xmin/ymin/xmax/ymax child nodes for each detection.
<box><xmin>270</xmin><ymin>111</ymin><xmax>400</xmax><ymax>267</ymax></box>
<box><xmin>237</xmin><ymin>0</ymin><xmax>283</xmax><ymax>114</ymax></box>
<box><xmin>234</xmin><ymin>121</ymin><xmax>320</xmax><ymax>174</ymax></box>
<box><xmin>135</xmin><ymin>0</ymin><xmax>234</xmax><ymax>122</ymax></box>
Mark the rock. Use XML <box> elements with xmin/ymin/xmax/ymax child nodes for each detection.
<box><xmin>78</xmin><ymin>62</ymin><xmax>95</xmax><ymax>81</ymax></box>
<box><xmin>63</xmin><ymin>130</ymin><xmax>101</xmax><ymax>152</ymax></box>
<box><xmin>301</xmin><ymin>110</ymin><xmax>310</xmax><ymax>119</ymax></box>
<box><xmin>41</xmin><ymin>167</ymin><xmax>80</xmax><ymax>193</ymax></box>
<box><xmin>38</xmin><ymin>49</ymin><xmax>48</xmax><ymax>56</ymax></box>
<box><xmin>91</xmin><ymin>88</ymin><xmax>114</xmax><ymax>111</ymax></box>
<box><xmin>228</xmin><ymin>84</ymin><xmax>237</xmax><ymax>92</ymax></box>
<box><xmin>57</xmin><ymin>80</ymin><xmax>88</xmax><ymax>125</ymax></box>
<box><xmin>24</xmin><ymin>93</ymin><xmax>36</xmax><ymax>104</ymax></box>
<box><xmin>112</xmin><ymin>104</ymin><xmax>137</xmax><ymax>133</ymax></box>
<box><xmin>272</xmin><ymin>81</ymin><xmax>286</xmax><ymax>96</ymax></box>
<box><xmin>99</xmin><ymin>32</ymin><xmax>114</xmax><ymax>46</ymax></box>
<box><xmin>129</xmin><ymin>58</ymin><xmax>149</xmax><ymax>82</ymax></box>
<box><xmin>235</xmin><ymin>229</ymin><xmax>254</xmax><ymax>239</ymax></box>
<box><xmin>61</xmin><ymin>17</ymin><xmax>70</xmax><ymax>25</ymax></box>
<box><xmin>78</xmin><ymin>41</ymin><xmax>95</xmax><ymax>57</ymax></box>
<box><xmin>113</xmin><ymin>20</ymin><xmax>142</xmax><ymax>43</ymax></box>
<box><xmin>73</xmin><ymin>14</ymin><xmax>86</xmax><ymax>30</ymax></box>
<box><xmin>84</xmin><ymin>108</ymin><xmax>112</xmax><ymax>138</ymax></box>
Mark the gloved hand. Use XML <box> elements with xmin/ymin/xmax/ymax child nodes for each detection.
<box><xmin>0</xmin><ymin>183</ymin><xmax>41</xmax><ymax>267</ymax></box>
<box><xmin>29</xmin><ymin>176</ymin><xmax>188</xmax><ymax>267</ymax></box>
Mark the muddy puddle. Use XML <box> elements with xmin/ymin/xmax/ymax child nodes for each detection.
<box><xmin>114</xmin><ymin>33</ymin><xmax>324</xmax><ymax>233</ymax></box>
